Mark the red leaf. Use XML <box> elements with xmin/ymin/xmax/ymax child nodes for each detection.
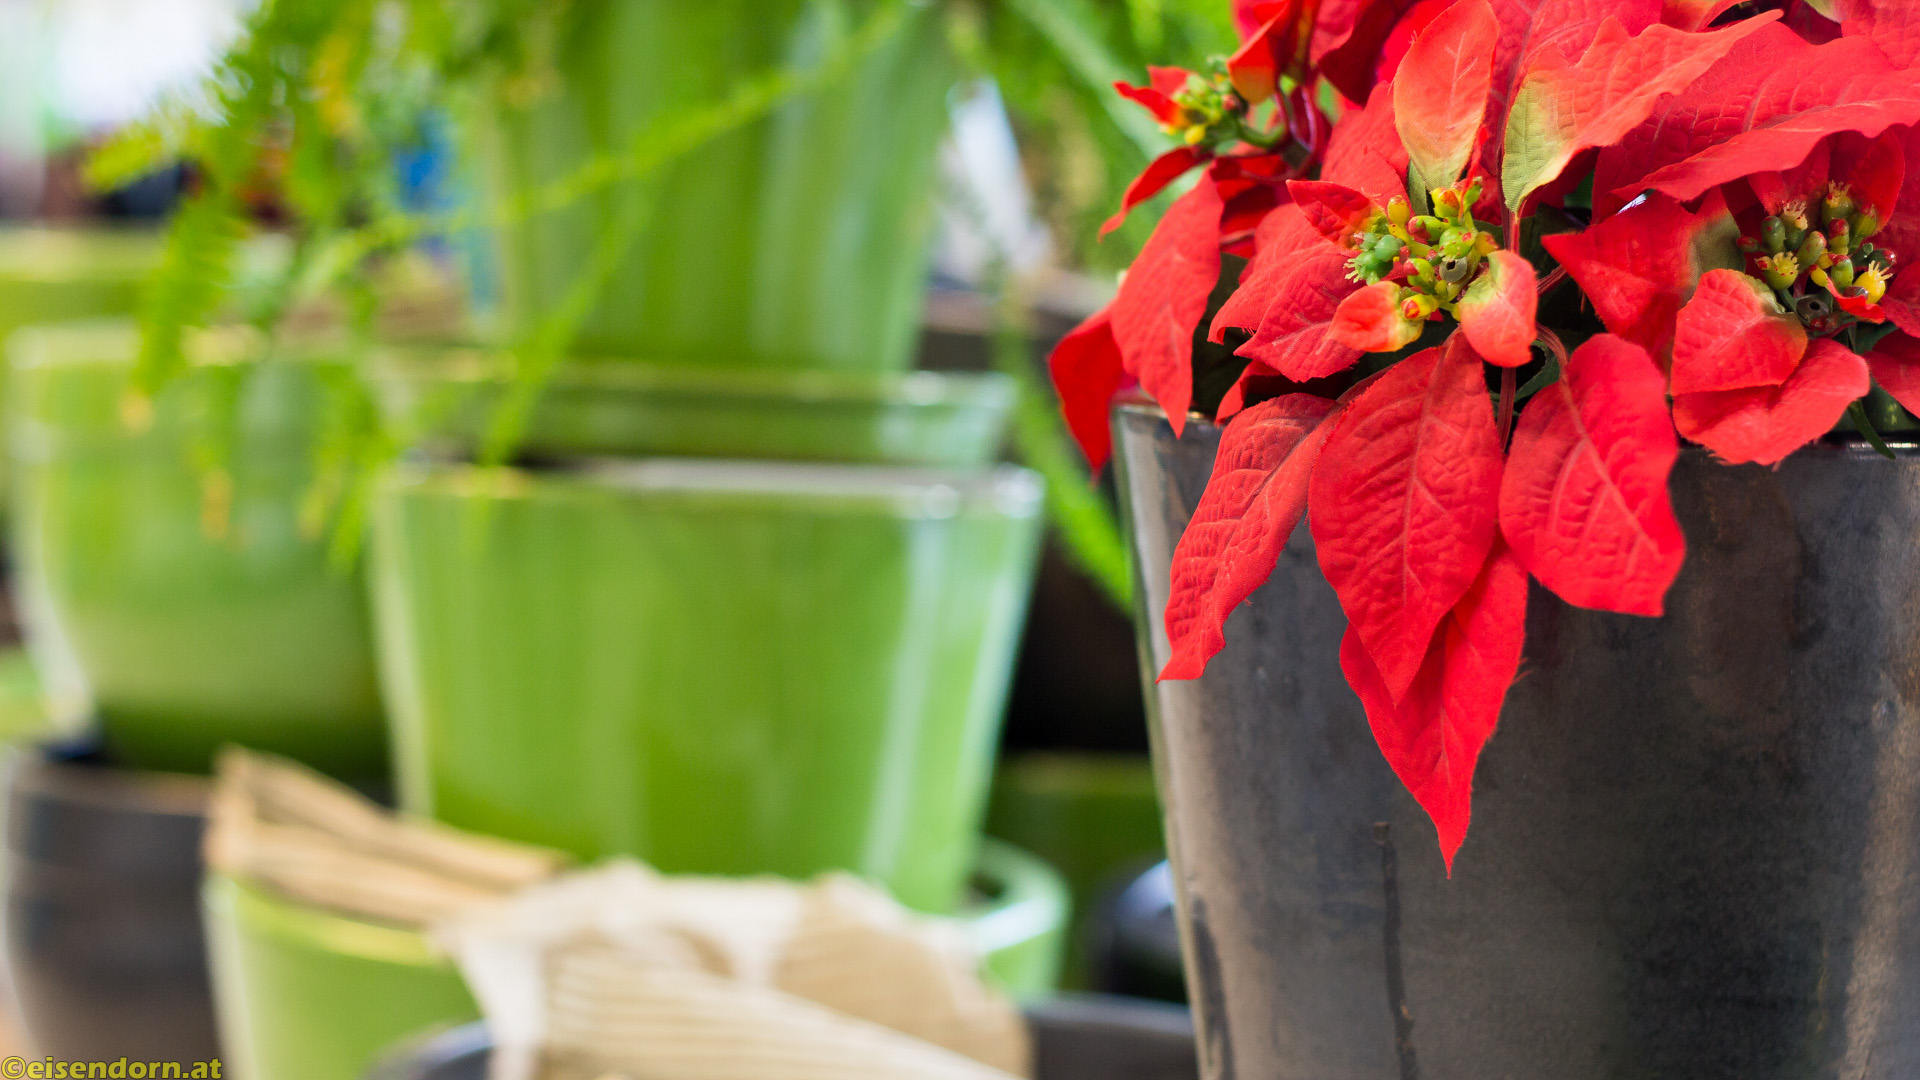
<box><xmin>1101</xmin><ymin>146</ymin><xmax>1212</xmax><ymax>238</ymax></box>
<box><xmin>1867</xmin><ymin>331</ymin><xmax>1920</xmax><ymax>415</ymax></box>
<box><xmin>1499</xmin><ymin>13</ymin><xmax>1778</xmax><ymax>213</ymax></box>
<box><xmin>1342</xmin><ymin>539</ymin><xmax>1529</xmax><ymax>870</ymax></box>
<box><xmin>1047</xmin><ymin>306</ymin><xmax>1127</xmax><ymax>470</ymax></box>
<box><xmin>1478</xmin><ymin>0</ymin><xmax>1663</xmax><ymax>184</ymax></box>
<box><xmin>1229</xmin><ymin>0</ymin><xmax>1309</xmax><ymax>104</ymax></box>
<box><xmin>1317</xmin><ymin>0</ymin><xmax>1433</xmax><ymax>104</ymax></box>
<box><xmin>1211</xmin><ymin>204</ymin><xmax>1326</xmax><ymax>341</ymax></box>
<box><xmin>1539</xmin><ymin>189</ymin><xmax>1741</xmax><ymax>363</ymax></box>
<box><xmin>1311</xmin><ymin>337</ymin><xmax>1505</xmax><ymax>701</ymax></box>
<box><xmin>1670</xmin><ymin>269</ymin><xmax>1809</xmax><ymax>394</ymax></box>
<box><xmin>1115</xmin><ymin>68</ymin><xmax>1193</xmax><ymax>126</ymax></box>
<box><xmin>1161</xmin><ymin>393</ymin><xmax>1341</xmax><ymax>680</ymax></box>
<box><xmin>1672</xmin><ymin>337</ymin><xmax>1870</xmax><ymax>464</ymax></box>
<box><xmin>1883</xmin><ymin>258</ymin><xmax>1920</xmax><ymax>339</ymax></box>
<box><xmin>1500</xmin><ymin>334</ymin><xmax>1684</xmax><ymax>616</ymax></box>
<box><xmin>1236</xmin><ymin>0</ymin><xmax>1299</xmax><ymax>39</ymax></box>
<box><xmin>1211</xmin><ymin>154</ymin><xmax>1294</xmax><ymax>252</ymax></box>
<box><xmin>1240</xmin><ymin>247</ymin><xmax>1370</xmax><ymax>379</ymax></box>
<box><xmin>1456</xmin><ymin>250</ymin><xmax>1539</xmax><ymax>367</ymax></box>
<box><xmin>1596</xmin><ymin>23</ymin><xmax>1920</xmax><ymax>215</ymax></box>
<box><xmin>1834</xmin><ymin>0</ymin><xmax>1920</xmax><ymax>70</ymax></box>
<box><xmin>1211</xmin><ymin>204</ymin><xmax>1368</xmax><ymax>380</ymax></box>
<box><xmin>1321</xmin><ymin>82</ymin><xmax>1413</xmax><ymax>205</ymax></box>
<box><xmin>1394</xmin><ymin>0</ymin><xmax>1500</xmax><ymax>193</ymax></box>
<box><xmin>1288</xmin><ymin>179</ymin><xmax>1380</xmax><ymax>244</ymax></box>
<box><xmin>1111</xmin><ymin>178</ymin><xmax>1226</xmax><ymax>436</ymax></box>
<box><xmin>1377</xmin><ymin>0</ymin><xmax>1462</xmax><ymax>83</ymax></box>
<box><xmin>1331</xmin><ymin>280</ymin><xmax>1427</xmax><ymax>353</ymax></box>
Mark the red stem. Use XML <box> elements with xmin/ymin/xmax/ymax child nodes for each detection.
<box><xmin>1498</xmin><ymin>365</ymin><xmax>1517</xmax><ymax>445</ymax></box>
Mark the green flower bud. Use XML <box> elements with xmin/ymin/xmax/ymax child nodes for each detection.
<box><xmin>1781</xmin><ymin>201</ymin><xmax>1811</xmax><ymax>250</ymax></box>
<box><xmin>1822</xmin><ymin>183</ymin><xmax>1856</xmax><ymax>226</ymax></box>
<box><xmin>1795</xmin><ymin>229</ymin><xmax>1828</xmax><ymax>268</ymax></box>
<box><xmin>1761</xmin><ymin>216</ymin><xmax>1787</xmax><ymax>254</ymax></box>
<box><xmin>1758</xmin><ymin>252</ymin><xmax>1799</xmax><ymax>290</ymax></box>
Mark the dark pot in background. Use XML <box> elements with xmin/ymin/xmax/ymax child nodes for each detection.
<box><xmin>4</xmin><ymin>744</ymin><xmax>219</xmax><ymax>1062</ymax></box>
<box><xmin>365</xmin><ymin>997</ymin><xmax>1199</xmax><ymax>1080</ymax></box>
<box><xmin>1115</xmin><ymin>402</ymin><xmax>1920</xmax><ymax>1079</ymax></box>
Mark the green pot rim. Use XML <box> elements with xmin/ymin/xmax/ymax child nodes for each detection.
<box><xmin>208</xmin><ymin>836</ymin><xmax>1068</xmax><ymax>972</ymax></box>
<box><xmin>379</xmin><ymin>459</ymin><xmax>1045</xmax><ymax>520</ymax></box>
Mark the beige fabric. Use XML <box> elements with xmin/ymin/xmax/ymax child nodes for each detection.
<box><xmin>438</xmin><ymin>863</ymin><xmax>1032</xmax><ymax>1080</ymax></box>
<box><xmin>206</xmin><ymin>750</ymin><xmax>1030</xmax><ymax>1080</ymax></box>
<box><xmin>203</xmin><ymin>748</ymin><xmax>568</xmax><ymax>925</ymax></box>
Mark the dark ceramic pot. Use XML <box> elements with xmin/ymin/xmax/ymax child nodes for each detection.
<box><xmin>1113</xmin><ymin>401</ymin><xmax>1920</xmax><ymax>1079</ymax></box>
<box><xmin>365</xmin><ymin>997</ymin><xmax>1198</xmax><ymax>1080</ymax></box>
<box><xmin>4</xmin><ymin>744</ymin><xmax>220</xmax><ymax>1061</ymax></box>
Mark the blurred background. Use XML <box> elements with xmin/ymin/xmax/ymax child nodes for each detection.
<box><xmin>0</xmin><ymin>0</ymin><xmax>1237</xmax><ymax>1074</ymax></box>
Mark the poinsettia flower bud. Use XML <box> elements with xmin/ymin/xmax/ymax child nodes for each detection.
<box><xmin>1738</xmin><ymin>235</ymin><xmax>1762</xmax><ymax>254</ymax></box>
<box><xmin>1796</xmin><ymin>229</ymin><xmax>1828</xmax><ymax>268</ymax></box>
<box><xmin>1853</xmin><ymin>208</ymin><xmax>1881</xmax><ymax>242</ymax></box>
<box><xmin>1387</xmin><ymin>196</ymin><xmax>1411</xmax><ymax>227</ymax></box>
<box><xmin>1781</xmin><ymin>201</ymin><xmax>1811</xmax><ymax>250</ymax></box>
<box><xmin>1402</xmin><ymin>293</ymin><xmax>1440</xmax><ymax>320</ymax></box>
<box><xmin>1473</xmin><ymin>232</ymin><xmax>1498</xmax><ymax>257</ymax></box>
<box><xmin>1408</xmin><ymin>256</ymin><xmax>1437</xmax><ymax>287</ymax></box>
<box><xmin>1758</xmin><ymin>252</ymin><xmax>1799</xmax><ymax>290</ymax></box>
<box><xmin>1761</xmin><ymin>216</ymin><xmax>1787</xmax><ymax>254</ymax></box>
<box><xmin>1862</xmin><ymin>245</ymin><xmax>1895</xmax><ymax>274</ymax></box>
<box><xmin>1822</xmin><ymin>184</ymin><xmax>1855</xmax><ymax>227</ymax></box>
<box><xmin>1809</xmin><ymin>264</ymin><xmax>1831</xmax><ymax>289</ymax></box>
<box><xmin>1829</xmin><ymin>255</ymin><xmax>1855</xmax><ymax>289</ymax></box>
<box><xmin>1433</xmin><ymin>187</ymin><xmax>1464</xmax><ymax>218</ymax></box>
<box><xmin>1858</xmin><ymin>264</ymin><xmax>1890</xmax><ymax>304</ymax></box>
<box><xmin>1827</xmin><ymin>218</ymin><xmax>1851</xmax><ymax>256</ymax></box>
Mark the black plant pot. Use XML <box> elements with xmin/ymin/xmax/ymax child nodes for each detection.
<box><xmin>4</xmin><ymin>745</ymin><xmax>220</xmax><ymax>1061</ymax></box>
<box><xmin>366</xmin><ymin>997</ymin><xmax>1198</xmax><ymax>1080</ymax></box>
<box><xmin>1113</xmin><ymin>402</ymin><xmax>1920</xmax><ymax>1079</ymax></box>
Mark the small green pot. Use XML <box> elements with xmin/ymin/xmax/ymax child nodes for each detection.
<box><xmin>370</xmin><ymin>348</ymin><xmax>1015</xmax><ymax>465</ymax></box>
<box><xmin>463</xmin><ymin>0</ymin><xmax>957</xmax><ymax>370</ymax></box>
<box><xmin>203</xmin><ymin>840</ymin><xmax>1068</xmax><ymax>1080</ymax></box>
<box><xmin>371</xmin><ymin>458</ymin><xmax>1043</xmax><ymax>913</ymax></box>
<box><xmin>8</xmin><ymin>323</ymin><xmax>386</xmax><ymax>778</ymax></box>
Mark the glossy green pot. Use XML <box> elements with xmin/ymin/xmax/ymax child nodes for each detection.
<box><xmin>371</xmin><ymin>347</ymin><xmax>1015</xmax><ymax>465</ymax></box>
<box><xmin>8</xmin><ymin>323</ymin><xmax>386</xmax><ymax>778</ymax></box>
<box><xmin>464</xmin><ymin>0</ymin><xmax>956</xmax><ymax>369</ymax></box>
<box><xmin>204</xmin><ymin>840</ymin><xmax>1067</xmax><ymax>1080</ymax></box>
<box><xmin>371</xmin><ymin>458</ymin><xmax>1043</xmax><ymax>913</ymax></box>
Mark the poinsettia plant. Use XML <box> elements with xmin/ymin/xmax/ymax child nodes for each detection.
<box><xmin>1052</xmin><ymin>0</ymin><xmax>1920</xmax><ymax>868</ymax></box>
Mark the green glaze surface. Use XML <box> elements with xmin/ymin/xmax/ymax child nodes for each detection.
<box><xmin>464</xmin><ymin>0</ymin><xmax>957</xmax><ymax>370</ymax></box>
<box><xmin>204</xmin><ymin>841</ymin><xmax>1066</xmax><ymax>1080</ymax></box>
<box><xmin>372</xmin><ymin>348</ymin><xmax>1014</xmax><ymax>465</ymax></box>
<box><xmin>9</xmin><ymin>323</ymin><xmax>386</xmax><ymax>778</ymax></box>
<box><xmin>371</xmin><ymin>459</ymin><xmax>1043</xmax><ymax>913</ymax></box>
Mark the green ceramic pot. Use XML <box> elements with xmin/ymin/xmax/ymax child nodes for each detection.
<box><xmin>463</xmin><ymin>0</ymin><xmax>956</xmax><ymax>369</ymax></box>
<box><xmin>370</xmin><ymin>347</ymin><xmax>1015</xmax><ymax>465</ymax></box>
<box><xmin>8</xmin><ymin>323</ymin><xmax>386</xmax><ymax>778</ymax></box>
<box><xmin>371</xmin><ymin>458</ymin><xmax>1043</xmax><ymax>913</ymax></box>
<box><xmin>203</xmin><ymin>840</ymin><xmax>1068</xmax><ymax>1080</ymax></box>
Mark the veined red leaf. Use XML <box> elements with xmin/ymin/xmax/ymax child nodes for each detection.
<box><xmin>1229</xmin><ymin>0</ymin><xmax>1309</xmax><ymax>104</ymax></box>
<box><xmin>1394</xmin><ymin>0</ymin><xmax>1500</xmax><ymax>195</ymax></box>
<box><xmin>1211</xmin><ymin>204</ymin><xmax>1325</xmax><ymax>342</ymax></box>
<box><xmin>1236</xmin><ymin>0</ymin><xmax>1298</xmax><ymax>39</ymax></box>
<box><xmin>1539</xmin><ymin>189</ymin><xmax>1740</xmax><ymax>363</ymax></box>
<box><xmin>1866</xmin><ymin>331</ymin><xmax>1920</xmax><ymax>416</ymax></box>
<box><xmin>1101</xmin><ymin>146</ymin><xmax>1212</xmax><ymax>238</ymax></box>
<box><xmin>1288</xmin><ymin>179</ymin><xmax>1380</xmax><ymax>244</ymax></box>
<box><xmin>1670</xmin><ymin>270</ymin><xmax>1809</xmax><ymax>394</ymax></box>
<box><xmin>1239</xmin><ymin>247</ymin><xmax>1369</xmax><ymax>379</ymax></box>
<box><xmin>1835</xmin><ymin>0</ymin><xmax>1920</xmax><ymax>70</ymax></box>
<box><xmin>1311</xmin><ymin>338</ymin><xmax>1505</xmax><ymax>702</ymax></box>
<box><xmin>1161</xmin><ymin>394</ymin><xmax>1341</xmax><ymax>681</ymax></box>
<box><xmin>1456</xmin><ymin>250</ymin><xmax>1539</xmax><ymax>368</ymax></box>
<box><xmin>1322</xmin><ymin>81</ymin><xmax>1413</xmax><ymax>205</ymax></box>
<box><xmin>1597</xmin><ymin>24</ymin><xmax>1920</xmax><ymax>215</ymax></box>
<box><xmin>1377</xmin><ymin>0</ymin><xmax>1462</xmax><ymax>84</ymax></box>
<box><xmin>1047</xmin><ymin>306</ymin><xmax>1127</xmax><ymax>470</ymax></box>
<box><xmin>1672</xmin><ymin>338</ymin><xmax>1869</xmax><ymax>465</ymax></box>
<box><xmin>1883</xmin><ymin>261</ymin><xmax>1920</xmax><ymax>339</ymax></box>
<box><xmin>1331</xmin><ymin>281</ymin><xmax>1426</xmax><ymax>353</ymax></box>
<box><xmin>1342</xmin><ymin>539</ymin><xmax>1528</xmax><ymax>871</ymax></box>
<box><xmin>1111</xmin><ymin>178</ymin><xmax>1225</xmax><ymax>437</ymax></box>
<box><xmin>1479</xmin><ymin>0</ymin><xmax>1662</xmax><ymax>183</ymax></box>
<box><xmin>1211</xmin><ymin>153</ymin><xmax>1293</xmax><ymax>252</ymax></box>
<box><xmin>1500</xmin><ymin>13</ymin><xmax>1777</xmax><ymax>213</ymax></box>
<box><xmin>1500</xmin><ymin>334</ymin><xmax>1682</xmax><ymax>617</ymax></box>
